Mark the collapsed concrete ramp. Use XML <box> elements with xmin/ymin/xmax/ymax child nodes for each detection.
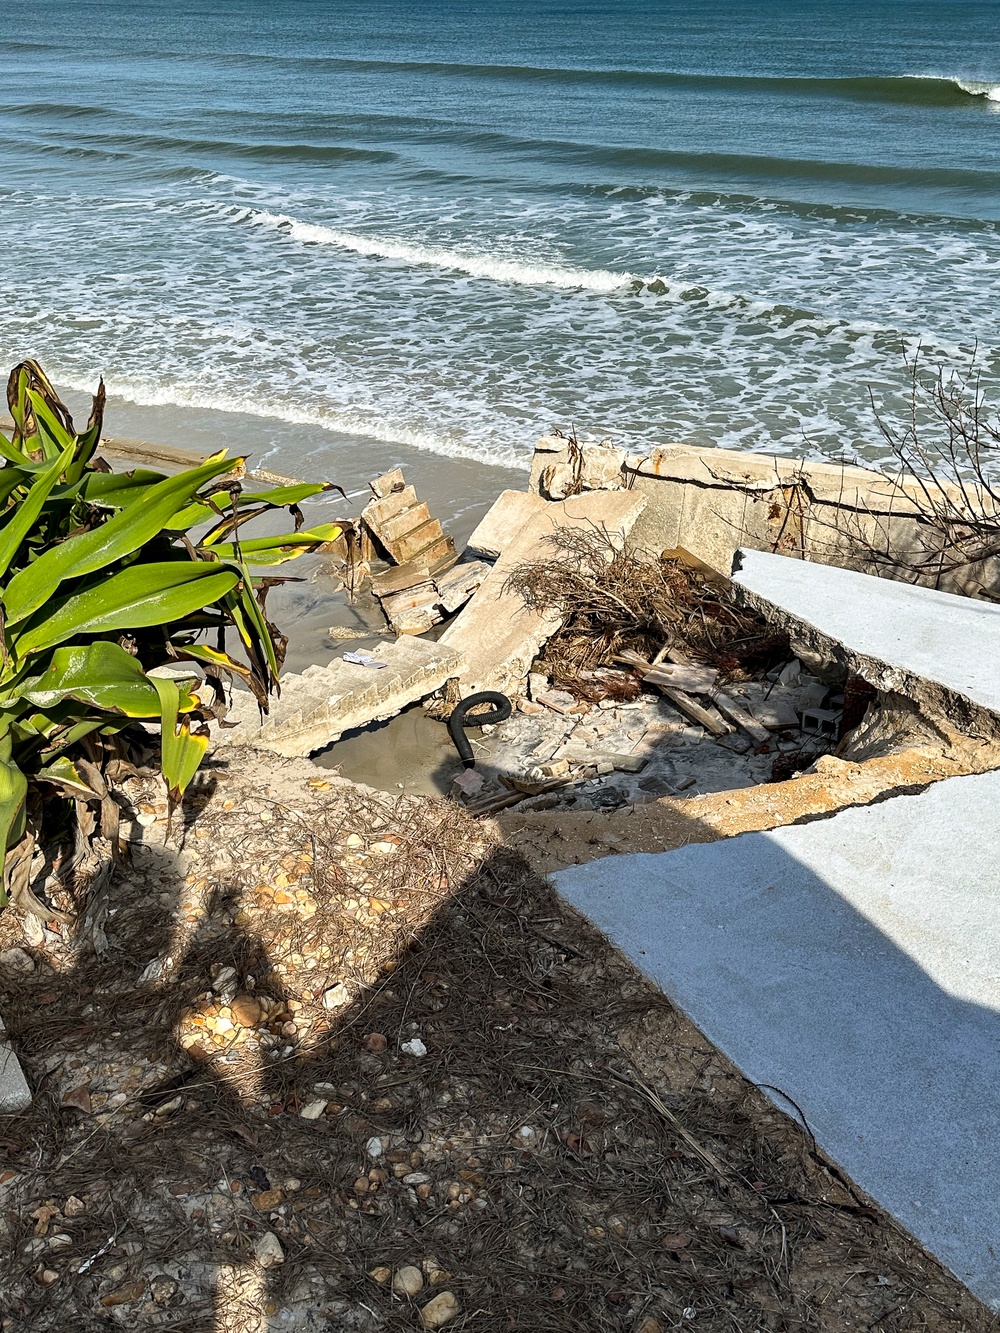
<box><xmin>553</xmin><ymin>769</ymin><xmax>1000</xmax><ymax>1310</ymax></box>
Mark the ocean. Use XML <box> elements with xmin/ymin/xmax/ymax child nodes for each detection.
<box><xmin>2</xmin><ymin>0</ymin><xmax>999</xmax><ymax>484</ymax></box>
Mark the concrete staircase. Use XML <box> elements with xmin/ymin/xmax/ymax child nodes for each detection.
<box><xmin>214</xmin><ymin>636</ymin><xmax>466</xmax><ymax>758</ymax></box>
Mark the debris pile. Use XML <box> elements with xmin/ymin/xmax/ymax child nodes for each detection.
<box><xmin>356</xmin><ymin>469</ymin><xmax>489</xmax><ymax>634</ymax></box>
<box><xmin>443</xmin><ymin>535</ymin><xmax>846</xmax><ymax>816</ymax></box>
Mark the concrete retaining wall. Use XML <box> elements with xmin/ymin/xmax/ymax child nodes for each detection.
<box><xmin>529</xmin><ymin>436</ymin><xmax>999</xmax><ymax>596</ymax></box>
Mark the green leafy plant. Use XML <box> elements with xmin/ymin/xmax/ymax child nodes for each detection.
<box><xmin>0</xmin><ymin>360</ymin><xmax>341</xmax><ymax>917</ymax></box>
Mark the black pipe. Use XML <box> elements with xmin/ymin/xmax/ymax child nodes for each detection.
<box><xmin>447</xmin><ymin>691</ymin><xmax>512</xmax><ymax>767</ymax></box>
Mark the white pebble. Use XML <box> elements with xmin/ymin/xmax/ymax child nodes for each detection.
<box><xmin>401</xmin><ymin>1037</ymin><xmax>427</xmax><ymax>1058</ymax></box>
<box><xmin>322</xmin><ymin>983</ymin><xmax>350</xmax><ymax>1010</ymax></box>
<box><xmin>365</xmin><ymin>1136</ymin><xmax>384</xmax><ymax>1158</ymax></box>
<box><xmin>254</xmin><ymin>1232</ymin><xmax>284</xmax><ymax>1269</ymax></box>
<box><xmin>299</xmin><ymin>1099</ymin><xmax>328</xmax><ymax>1121</ymax></box>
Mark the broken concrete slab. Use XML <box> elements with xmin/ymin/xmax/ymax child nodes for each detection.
<box><xmin>378</xmin><ymin>580</ymin><xmax>440</xmax><ymax>635</ymax></box>
<box><xmin>0</xmin><ymin>1012</ymin><xmax>30</xmax><ymax>1113</ymax></box>
<box><xmin>440</xmin><ymin>490</ymin><xmax>647</xmax><ymax>695</ymax></box>
<box><xmin>213</xmin><ymin>637</ymin><xmax>466</xmax><ymax>758</ymax></box>
<box><xmin>553</xmin><ymin>768</ymin><xmax>1000</xmax><ymax>1310</ymax></box>
<box><xmin>374</xmin><ymin>557</ymin><xmax>493</xmax><ymax>634</ymax></box>
<box><xmin>732</xmin><ymin>548</ymin><xmax>1000</xmax><ymax>737</ymax></box>
<box><xmin>433</xmin><ymin>559</ymin><xmax>492</xmax><ymax>613</ymax></box>
<box><xmin>361</xmin><ymin>477</ymin><xmax>456</xmax><ymax>570</ymax></box>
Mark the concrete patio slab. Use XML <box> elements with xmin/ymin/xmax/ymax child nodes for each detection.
<box><xmin>552</xmin><ymin>769</ymin><xmax>1000</xmax><ymax>1309</ymax></box>
<box><xmin>732</xmin><ymin>548</ymin><xmax>1000</xmax><ymax>733</ymax></box>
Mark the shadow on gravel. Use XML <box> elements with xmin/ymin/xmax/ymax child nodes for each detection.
<box><xmin>0</xmin><ymin>782</ymin><xmax>993</xmax><ymax>1333</ymax></box>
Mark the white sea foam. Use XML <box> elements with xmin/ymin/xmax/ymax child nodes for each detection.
<box><xmin>953</xmin><ymin>78</ymin><xmax>1000</xmax><ymax>102</ymax></box>
<box><xmin>246</xmin><ymin>208</ymin><xmax>636</xmax><ymax>292</ymax></box>
<box><xmin>47</xmin><ymin>367</ymin><xmax>526</xmax><ymax>470</ymax></box>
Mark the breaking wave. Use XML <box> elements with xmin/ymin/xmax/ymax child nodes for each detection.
<box><xmin>245</xmin><ymin>209</ymin><xmax>636</xmax><ymax>291</ymax></box>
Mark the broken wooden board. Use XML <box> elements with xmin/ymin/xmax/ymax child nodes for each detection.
<box><xmin>616</xmin><ymin>651</ymin><xmax>718</xmax><ymax>695</ymax></box>
<box><xmin>440</xmin><ymin>490</ymin><xmax>647</xmax><ymax>695</ymax></box>
<box><xmin>707</xmin><ymin>690</ymin><xmax>770</xmax><ymax>744</ymax></box>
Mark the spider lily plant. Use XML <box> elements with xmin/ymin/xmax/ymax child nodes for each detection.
<box><xmin>0</xmin><ymin>361</ymin><xmax>341</xmax><ymax>911</ymax></box>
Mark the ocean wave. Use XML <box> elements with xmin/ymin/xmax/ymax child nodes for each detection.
<box><xmin>233</xmin><ymin>206</ymin><xmax>942</xmax><ymax>336</ymax></box>
<box><xmin>244</xmin><ymin>209</ymin><xmax>636</xmax><ymax>292</ymax></box>
<box><xmin>187</xmin><ymin>54</ymin><xmax>1000</xmax><ymax>109</ymax></box>
<box><xmin>46</xmin><ymin>130</ymin><xmax>396</xmax><ymax>167</ymax></box>
<box><xmin>0</xmin><ymin>102</ymin><xmax>116</xmax><ymax>120</ymax></box>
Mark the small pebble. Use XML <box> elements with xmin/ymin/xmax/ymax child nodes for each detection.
<box><xmin>251</xmin><ymin>1188</ymin><xmax>284</xmax><ymax>1211</ymax></box>
<box><xmin>322</xmin><ymin>983</ymin><xmax>350</xmax><ymax>1010</ymax></box>
<box><xmin>401</xmin><ymin>1037</ymin><xmax>427</xmax><ymax>1058</ymax></box>
<box><xmin>420</xmin><ymin>1290</ymin><xmax>460</xmax><ymax>1328</ymax></box>
<box><xmin>231</xmin><ymin>995</ymin><xmax>262</xmax><ymax>1027</ymax></box>
<box><xmin>254</xmin><ymin>1232</ymin><xmax>284</xmax><ymax>1269</ymax></box>
<box><xmin>365</xmin><ymin>1136</ymin><xmax>384</xmax><ymax>1158</ymax></box>
<box><xmin>100</xmin><ymin>1279</ymin><xmax>146</xmax><ymax>1308</ymax></box>
<box><xmin>299</xmin><ymin>1099</ymin><xmax>328</xmax><ymax>1121</ymax></box>
<box><xmin>392</xmin><ymin>1265</ymin><xmax>424</xmax><ymax>1298</ymax></box>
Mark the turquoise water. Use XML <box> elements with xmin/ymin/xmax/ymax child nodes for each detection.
<box><xmin>2</xmin><ymin>1</ymin><xmax>999</xmax><ymax>474</ymax></box>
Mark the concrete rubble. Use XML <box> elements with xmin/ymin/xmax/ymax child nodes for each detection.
<box><xmin>213</xmin><ymin>636</ymin><xmax>466</xmax><ymax>758</ymax></box>
<box><xmin>439</xmin><ymin>488</ymin><xmax>647</xmax><ymax>695</ymax></box>
<box><xmin>732</xmin><ymin>546</ymin><xmax>1000</xmax><ymax>737</ymax></box>
<box><xmin>6</xmin><ymin>426</ymin><xmax>1000</xmax><ymax>1318</ymax></box>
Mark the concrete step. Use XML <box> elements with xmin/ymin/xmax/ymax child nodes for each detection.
<box><xmin>213</xmin><ymin>637</ymin><xmax>466</xmax><ymax>758</ymax></box>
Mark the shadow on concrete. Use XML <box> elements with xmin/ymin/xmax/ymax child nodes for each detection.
<box><xmin>553</xmin><ymin>770</ymin><xmax>1000</xmax><ymax>1311</ymax></box>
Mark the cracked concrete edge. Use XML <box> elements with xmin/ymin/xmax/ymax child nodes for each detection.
<box><xmin>731</xmin><ymin>576</ymin><xmax>1000</xmax><ymax>747</ymax></box>
<box><xmin>0</xmin><ymin>1012</ymin><xmax>31</xmax><ymax>1114</ymax></box>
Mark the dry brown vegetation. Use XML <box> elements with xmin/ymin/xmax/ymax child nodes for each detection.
<box><xmin>504</xmin><ymin>532</ymin><xmax>790</xmax><ymax>702</ymax></box>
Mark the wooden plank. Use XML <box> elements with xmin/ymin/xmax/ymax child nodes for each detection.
<box><xmin>618</xmin><ymin>650</ymin><xmax>718</xmax><ymax>693</ymax></box>
<box><xmin>706</xmin><ymin>690</ymin><xmax>770</xmax><ymax>743</ymax></box>
<box><xmin>658</xmin><ymin>686</ymin><xmax>731</xmax><ymax>736</ymax></box>
<box><xmin>615</xmin><ymin>652</ymin><xmax>731</xmax><ymax>736</ymax></box>
<box><xmin>639</xmin><ymin>663</ymin><xmax>718</xmax><ymax>693</ymax></box>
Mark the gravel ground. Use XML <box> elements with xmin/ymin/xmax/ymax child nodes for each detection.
<box><xmin>0</xmin><ymin>753</ymin><xmax>994</xmax><ymax>1333</ymax></box>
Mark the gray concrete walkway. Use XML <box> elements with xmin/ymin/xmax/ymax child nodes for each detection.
<box><xmin>553</xmin><ymin>769</ymin><xmax>1000</xmax><ymax>1310</ymax></box>
<box><xmin>732</xmin><ymin>548</ymin><xmax>1000</xmax><ymax>726</ymax></box>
